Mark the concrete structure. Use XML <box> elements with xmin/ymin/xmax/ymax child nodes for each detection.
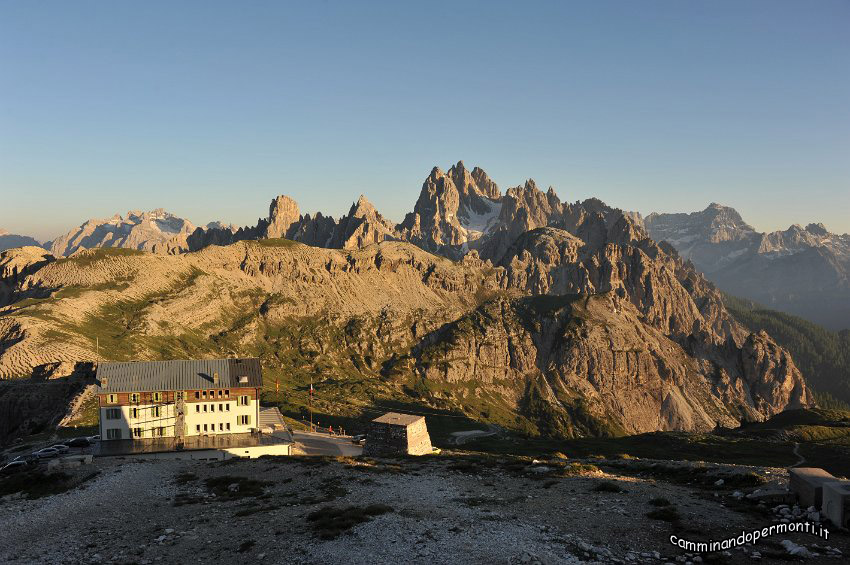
<box><xmin>822</xmin><ymin>481</ymin><xmax>850</xmax><ymax>530</ymax></box>
<box><xmin>789</xmin><ymin>467</ymin><xmax>836</xmax><ymax>508</ymax></box>
<box><xmin>259</xmin><ymin>406</ymin><xmax>289</xmax><ymax>434</ymax></box>
<box><xmin>93</xmin><ymin>429</ymin><xmax>292</xmax><ymax>459</ymax></box>
<box><xmin>363</xmin><ymin>412</ymin><xmax>433</xmax><ymax>456</ymax></box>
<box><xmin>96</xmin><ymin>358</ymin><xmax>261</xmax><ymax>443</ymax></box>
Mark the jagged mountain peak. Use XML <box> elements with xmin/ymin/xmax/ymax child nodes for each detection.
<box><xmin>348</xmin><ymin>194</ymin><xmax>377</xmax><ymax>217</ymax></box>
<box><xmin>645</xmin><ymin>204</ymin><xmax>850</xmax><ymax>330</ymax></box>
<box><xmin>806</xmin><ymin>222</ymin><xmax>829</xmax><ymax>236</ymax></box>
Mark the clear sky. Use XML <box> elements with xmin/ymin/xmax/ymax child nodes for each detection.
<box><xmin>2</xmin><ymin>0</ymin><xmax>848</xmax><ymax>241</ymax></box>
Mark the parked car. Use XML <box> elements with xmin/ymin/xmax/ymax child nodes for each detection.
<box><xmin>351</xmin><ymin>434</ymin><xmax>366</xmax><ymax>445</ymax></box>
<box><xmin>64</xmin><ymin>437</ymin><xmax>90</xmax><ymax>448</ymax></box>
<box><xmin>50</xmin><ymin>444</ymin><xmax>70</xmax><ymax>454</ymax></box>
<box><xmin>1</xmin><ymin>460</ymin><xmax>30</xmax><ymax>475</ymax></box>
<box><xmin>31</xmin><ymin>447</ymin><xmax>60</xmax><ymax>459</ymax></box>
<box><xmin>87</xmin><ymin>435</ymin><xmax>100</xmax><ymax>443</ymax></box>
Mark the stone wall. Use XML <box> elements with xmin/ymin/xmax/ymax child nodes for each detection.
<box><xmin>405</xmin><ymin>418</ymin><xmax>433</xmax><ymax>455</ymax></box>
<box><xmin>364</xmin><ymin>417</ymin><xmax>433</xmax><ymax>456</ymax></box>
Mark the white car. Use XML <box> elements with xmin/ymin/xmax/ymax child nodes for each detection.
<box><xmin>1</xmin><ymin>460</ymin><xmax>30</xmax><ymax>474</ymax></box>
<box><xmin>32</xmin><ymin>447</ymin><xmax>60</xmax><ymax>459</ymax></box>
<box><xmin>49</xmin><ymin>444</ymin><xmax>70</xmax><ymax>454</ymax></box>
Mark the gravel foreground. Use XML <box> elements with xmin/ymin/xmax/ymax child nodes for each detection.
<box><xmin>0</xmin><ymin>454</ymin><xmax>847</xmax><ymax>565</ymax></box>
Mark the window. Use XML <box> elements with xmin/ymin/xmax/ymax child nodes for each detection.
<box><xmin>209</xmin><ymin>390</ymin><xmax>214</xmax><ymax>397</ymax></box>
<box><xmin>195</xmin><ymin>405</ymin><xmax>200</xmax><ymax>413</ymax></box>
<box><xmin>156</xmin><ymin>427</ymin><xmax>164</xmax><ymax>437</ymax></box>
<box><xmin>219</xmin><ymin>423</ymin><xmax>224</xmax><ymax>431</ymax></box>
<box><xmin>196</xmin><ymin>425</ymin><xmax>200</xmax><ymax>433</ymax></box>
<box><xmin>130</xmin><ymin>393</ymin><xmax>140</xmax><ymax>403</ymax></box>
<box><xmin>218</xmin><ymin>403</ymin><xmax>223</xmax><ymax>411</ymax></box>
<box><xmin>203</xmin><ymin>424</ymin><xmax>208</xmax><ymax>432</ymax></box>
<box><xmin>105</xmin><ymin>408</ymin><xmax>120</xmax><ymax>420</ymax></box>
<box><xmin>226</xmin><ymin>423</ymin><xmax>231</xmax><ymax>431</ymax></box>
<box><xmin>152</xmin><ymin>392</ymin><xmax>162</xmax><ymax>402</ymax></box>
<box><xmin>131</xmin><ymin>407</ymin><xmax>139</xmax><ymax>419</ymax></box>
<box><xmin>218</xmin><ymin>390</ymin><xmax>223</xmax><ymax>398</ymax></box>
<box><xmin>203</xmin><ymin>404</ymin><xmax>208</xmax><ymax>412</ymax></box>
<box><xmin>202</xmin><ymin>390</ymin><xmax>207</xmax><ymax>398</ymax></box>
<box><xmin>195</xmin><ymin>391</ymin><xmax>200</xmax><ymax>400</ymax></box>
<box><xmin>238</xmin><ymin>415</ymin><xmax>251</xmax><ymax>426</ymax></box>
<box><xmin>152</xmin><ymin>406</ymin><xmax>161</xmax><ymax>418</ymax></box>
<box><xmin>238</xmin><ymin>395</ymin><xmax>249</xmax><ymax>406</ymax></box>
<box><xmin>106</xmin><ymin>428</ymin><xmax>122</xmax><ymax>440</ymax></box>
<box><xmin>177</xmin><ymin>391</ymin><xmax>184</xmax><ymax>401</ymax></box>
<box><xmin>226</xmin><ymin>404</ymin><xmax>230</xmax><ymax>412</ymax></box>
<box><xmin>132</xmin><ymin>427</ymin><xmax>142</xmax><ymax>438</ymax></box>
<box><xmin>224</xmin><ymin>389</ymin><xmax>230</xmax><ymax>397</ymax></box>
<box><xmin>107</xmin><ymin>394</ymin><xmax>117</xmax><ymax>404</ymax></box>
<box><xmin>211</xmin><ymin>404</ymin><xmax>215</xmax><ymax>412</ymax></box>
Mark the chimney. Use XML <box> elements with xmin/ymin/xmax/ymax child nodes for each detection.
<box><xmin>101</xmin><ymin>377</ymin><xmax>108</xmax><ymax>388</ymax></box>
<box><xmin>213</xmin><ymin>372</ymin><xmax>219</xmax><ymax>385</ymax></box>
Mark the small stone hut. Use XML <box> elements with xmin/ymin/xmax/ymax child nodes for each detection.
<box><xmin>363</xmin><ymin>412</ymin><xmax>433</xmax><ymax>456</ymax></box>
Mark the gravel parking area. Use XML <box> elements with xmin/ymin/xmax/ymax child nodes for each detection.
<box><xmin>0</xmin><ymin>454</ymin><xmax>847</xmax><ymax>564</ymax></box>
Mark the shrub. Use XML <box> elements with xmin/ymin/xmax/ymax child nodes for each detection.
<box><xmin>204</xmin><ymin>476</ymin><xmax>271</xmax><ymax>499</ymax></box>
<box><xmin>592</xmin><ymin>480</ymin><xmax>623</xmax><ymax>493</ymax></box>
<box><xmin>647</xmin><ymin>506</ymin><xmax>680</xmax><ymax>522</ymax></box>
<box><xmin>175</xmin><ymin>472</ymin><xmax>197</xmax><ymax>485</ymax></box>
<box><xmin>0</xmin><ymin>471</ymin><xmax>74</xmax><ymax>499</ymax></box>
<box><xmin>307</xmin><ymin>504</ymin><xmax>394</xmax><ymax>540</ymax></box>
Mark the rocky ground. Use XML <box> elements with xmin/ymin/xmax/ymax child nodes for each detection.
<box><xmin>0</xmin><ymin>453</ymin><xmax>847</xmax><ymax>565</ymax></box>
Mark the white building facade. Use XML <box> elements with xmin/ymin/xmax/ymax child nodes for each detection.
<box><xmin>97</xmin><ymin>358</ymin><xmax>262</xmax><ymax>442</ymax></box>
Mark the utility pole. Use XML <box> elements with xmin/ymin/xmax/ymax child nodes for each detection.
<box><xmin>309</xmin><ymin>375</ymin><xmax>313</xmax><ymax>432</ymax></box>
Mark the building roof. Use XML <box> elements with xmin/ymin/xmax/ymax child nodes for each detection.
<box><xmin>371</xmin><ymin>412</ymin><xmax>424</xmax><ymax>427</ymax></box>
<box><xmin>95</xmin><ymin>358</ymin><xmax>262</xmax><ymax>393</ymax></box>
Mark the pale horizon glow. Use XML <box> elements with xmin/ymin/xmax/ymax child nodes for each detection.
<box><xmin>2</xmin><ymin>1</ymin><xmax>848</xmax><ymax>242</ymax></box>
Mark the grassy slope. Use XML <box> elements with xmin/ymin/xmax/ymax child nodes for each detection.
<box><xmin>465</xmin><ymin>408</ymin><xmax>850</xmax><ymax>478</ymax></box>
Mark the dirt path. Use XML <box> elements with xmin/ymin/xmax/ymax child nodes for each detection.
<box><xmin>58</xmin><ymin>384</ymin><xmax>94</xmax><ymax>428</ymax></box>
<box><xmin>450</xmin><ymin>424</ymin><xmax>500</xmax><ymax>445</ymax></box>
<box><xmin>790</xmin><ymin>442</ymin><xmax>807</xmax><ymax>468</ymax></box>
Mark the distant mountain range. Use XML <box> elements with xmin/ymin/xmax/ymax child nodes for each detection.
<box><xmin>3</xmin><ymin>171</ymin><xmax>846</xmax><ymax>331</ymax></box>
<box><xmin>0</xmin><ymin>229</ymin><xmax>41</xmax><ymax>252</ymax></box>
<box><xmin>0</xmin><ymin>162</ymin><xmax>812</xmax><ymax>438</ymax></box>
<box><xmin>642</xmin><ymin>204</ymin><xmax>850</xmax><ymax>330</ymax></box>
<box><xmin>1</xmin><ymin>212</ymin><xmax>236</xmax><ymax>257</ymax></box>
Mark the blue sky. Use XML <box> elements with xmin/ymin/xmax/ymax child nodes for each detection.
<box><xmin>2</xmin><ymin>0</ymin><xmax>848</xmax><ymax>241</ymax></box>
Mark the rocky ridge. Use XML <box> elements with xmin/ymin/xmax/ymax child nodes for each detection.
<box><xmin>0</xmin><ymin>227</ymin><xmax>811</xmax><ymax>436</ymax></box>
<box><xmin>47</xmin><ymin>209</ymin><xmax>233</xmax><ymax>257</ymax></box>
<box><xmin>643</xmin><ymin>205</ymin><xmax>850</xmax><ymax>330</ymax></box>
<box><xmin>0</xmin><ymin>230</ymin><xmax>42</xmax><ymax>253</ymax></box>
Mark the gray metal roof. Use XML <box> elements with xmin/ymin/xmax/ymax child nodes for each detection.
<box><xmin>95</xmin><ymin>358</ymin><xmax>262</xmax><ymax>393</ymax></box>
<box><xmin>372</xmin><ymin>412</ymin><xmax>424</xmax><ymax>426</ymax></box>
